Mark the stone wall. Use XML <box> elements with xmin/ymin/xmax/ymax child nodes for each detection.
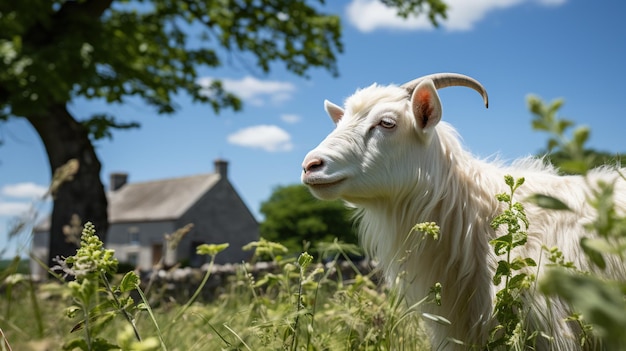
<box><xmin>137</xmin><ymin>259</ymin><xmax>377</xmax><ymax>303</ymax></box>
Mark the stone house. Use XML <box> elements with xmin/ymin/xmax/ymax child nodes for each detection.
<box><xmin>30</xmin><ymin>159</ymin><xmax>259</xmax><ymax>278</ymax></box>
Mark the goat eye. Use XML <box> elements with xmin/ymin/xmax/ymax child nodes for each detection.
<box><xmin>379</xmin><ymin>118</ymin><xmax>396</xmax><ymax>129</ymax></box>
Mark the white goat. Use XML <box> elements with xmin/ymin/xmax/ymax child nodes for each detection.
<box><xmin>301</xmin><ymin>73</ymin><xmax>626</xmax><ymax>350</ymax></box>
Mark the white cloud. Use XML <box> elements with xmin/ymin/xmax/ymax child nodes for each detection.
<box><xmin>227</xmin><ymin>125</ymin><xmax>293</xmax><ymax>152</ymax></box>
<box><xmin>2</xmin><ymin>182</ymin><xmax>48</xmax><ymax>199</ymax></box>
<box><xmin>535</xmin><ymin>0</ymin><xmax>566</xmax><ymax>6</ymax></box>
<box><xmin>347</xmin><ymin>0</ymin><xmax>433</xmax><ymax>32</ymax></box>
<box><xmin>0</xmin><ymin>202</ymin><xmax>30</xmax><ymax>216</ymax></box>
<box><xmin>197</xmin><ymin>76</ymin><xmax>296</xmax><ymax>106</ymax></box>
<box><xmin>281</xmin><ymin>114</ymin><xmax>301</xmax><ymax>124</ymax></box>
<box><xmin>346</xmin><ymin>0</ymin><xmax>566</xmax><ymax>32</ymax></box>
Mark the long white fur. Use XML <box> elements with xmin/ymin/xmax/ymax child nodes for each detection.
<box><xmin>301</xmin><ymin>82</ymin><xmax>626</xmax><ymax>350</ymax></box>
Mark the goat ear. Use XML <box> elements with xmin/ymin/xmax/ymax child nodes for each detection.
<box><xmin>411</xmin><ymin>79</ymin><xmax>442</xmax><ymax>133</ymax></box>
<box><xmin>324</xmin><ymin>99</ymin><xmax>344</xmax><ymax>124</ymax></box>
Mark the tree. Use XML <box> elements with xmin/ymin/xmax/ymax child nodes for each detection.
<box><xmin>0</xmin><ymin>0</ymin><xmax>447</xmax><ymax>267</ymax></box>
<box><xmin>260</xmin><ymin>184</ymin><xmax>357</xmax><ymax>254</ymax></box>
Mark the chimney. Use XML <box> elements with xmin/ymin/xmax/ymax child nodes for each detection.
<box><xmin>110</xmin><ymin>172</ymin><xmax>128</xmax><ymax>191</ymax></box>
<box><xmin>214</xmin><ymin>159</ymin><xmax>228</xmax><ymax>178</ymax></box>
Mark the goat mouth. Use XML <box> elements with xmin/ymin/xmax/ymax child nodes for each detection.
<box><xmin>305</xmin><ymin>178</ymin><xmax>346</xmax><ymax>189</ymax></box>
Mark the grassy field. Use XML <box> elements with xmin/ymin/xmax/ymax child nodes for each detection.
<box><xmin>1</xmin><ymin>253</ymin><xmax>430</xmax><ymax>351</ymax></box>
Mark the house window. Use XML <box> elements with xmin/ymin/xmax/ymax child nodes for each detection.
<box><xmin>128</xmin><ymin>226</ymin><xmax>140</xmax><ymax>245</ymax></box>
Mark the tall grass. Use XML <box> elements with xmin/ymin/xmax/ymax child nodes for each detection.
<box><xmin>1</xmin><ymin>230</ymin><xmax>430</xmax><ymax>350</ymax></box>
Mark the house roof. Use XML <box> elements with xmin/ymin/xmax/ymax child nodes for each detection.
<box><xmin>108</xmin><ymin>173</ymin><xmax>221</xmax><ymax>223</ymax></box>
<box><xmin>33</xmin><ymin>159</ymin><xmax>231</xmax><ymax>232</ymax></box>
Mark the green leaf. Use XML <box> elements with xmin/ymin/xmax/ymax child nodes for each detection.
<box><xmin>541</xmin><ymin>269</ymin><xmax>626</xmax><ymax>346</ymax></box>
<box><xmin>119</xmin><ymin>271</ymin><xmax>140</xmax><ymax>293</ymax></box>
<box><xmin>531</xmin><ymin>118</ymin><xmax>549</xmax><ymax>132</ymax></box>
<box><xmin>91</xmin><ymin>337</ymin><xmax>121</xmax><ymax>351</ymax></box>
<box><xmin>581</xmin><ymin>237</ymin><xmax>606</xmax><ymax>269</ymax></box>
<box><xmin>526</xmin><ymin>194</ymin><xmax>571</xmax><ymax>211</ymax></box>
<box><xmin>548</xmin><ymin>98</ymin><xmax>565</xmax><ymax>115</ymax></box>
<box><xmin>254</xmin><ymin>273</ymin><xmax>281</xmax><ymax>288</ymax></box>
<box><xmin>573</xmin><ymin>126</ymin><xmax>590</xmax><ymax>147</ymax></box>
<box><xmin>582</xmin><ymin>238</ymin><xmax>626</xmax><ymax>256</ymax></box>
<box><xmin>196</xmin><ymin>243</ymin><xmax>229</xmax><ymax>257</ymax></box>
<box><xmin>379</xmin><ymin>0</ymin><xmax>448</xmax><ymax>26</ymax></box>
<box><xmin>504</xmin><ymin>175</ymin><xmax>514</xmax><ymax>187</ymax></box>
<box><xmin>508</xmin><ymin>272</ymin><xmax>532</xmax><ymax>289</ymax></box>
<box><xmin>527</xmin><ymin>95</ymin><xmax>543</xmax><ymax>116</ymax></box>
<box><xmin>490</xmin><ymin>235</ymin><xmax>513</xmax><ymax>256</ymax></box>
<box><xmin>511</xmin><ymin>231</ymin><xmax>528</xmax><ymax>248</ymax></box>
<box><xmin>82</xmin><ymin>114</ymin><xmax>140</xmax><ymax>141</ymax></box>
<box><xmin>556</xmin><ymin>119</ymin><xmax>574</xmax><ymax>135</ymax></box>
<box><xmin>63</xmin><ymin>338</ymin><xmax>89</xmax><ymax>351</ymax></box>
<box><xmin>493</xmin><ymin>260</ymin><xmax>511</xmax><ymax>285</ymax></box>
<box><xmin>315</xmin><ymin>239</ymin><xmax>363</xmax><ymax>260</ymax></box>
<box><xmin>297</xmin><ymin>252</ymin><xmax>313</xmax><ymax>269</ymax></box>
<box><xmin>547</xmin><ymin>138</ymin><xmax>559</xmax><ymax>152</ymax></box>
<box><xmin>558</xmin><ymin>160</ymin><xmax>589</xmax><ymax>175</ymax></box>
<box><xmin>495</xmin><ymin>193</ymin><xmax>510</xmax><ymax>203</ymax></box>
<box><xmin>510</xmin><ymin>257</ymin><xmax>537</xmax><ymax>270</ymax></box>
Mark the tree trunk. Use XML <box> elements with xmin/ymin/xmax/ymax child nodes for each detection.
<box><xmin>27</xmin><ymin>103</ymin><xmax>108</xmax><ymax>270</ymax></box>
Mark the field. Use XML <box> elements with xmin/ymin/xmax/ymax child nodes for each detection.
<box><xmin>0</xmin><ymin>245</ymin><xmax>430</xmax><ymax>351</ymax></box>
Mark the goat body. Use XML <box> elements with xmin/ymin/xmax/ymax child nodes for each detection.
<box><xmin>301</xmin><ymin>74</ymin><xmax>626</xmax><ymax>350</ymax></box>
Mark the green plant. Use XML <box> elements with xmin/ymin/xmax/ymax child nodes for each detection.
<box><xmin>42</xmin><ymin>222</ymin><xmax>234</xmax><ymax>351</ymax></box>
<box><xmin>52</xmin><ymin>222</ymin><xmax>160</xmax><ymax>351</ymax></box>
<box><xmin>487</xmin><ymin>175</ymin><xmax>537</xmax><ymax>350</ymax></box>
<box><xmin>528</xmin><ymin>95</ymin><xmax>591</xmax><ymax>175</ymax></box>
<box><xmin>3</xmin><ymin>237</ymin><xmax>431</xmax><ymax>350</ymax></box>
<box><xmin>539</xmin><ymin>177</ymin><xmax>626</xmax><ymax>349</ymax></box>
<box><xmin>164</xmin><ymin>242</ymin><xmax>230</xmax><ymax>331</ymax></box>
<box><xmin>529</xmin><ymin>94</ymin><xmax>626</xmax><ymax>349</ymax></box>
<box><xmin>289</xmin><ymin>252</ymin><xmax>315</xmax><ymax>350</ymax></box>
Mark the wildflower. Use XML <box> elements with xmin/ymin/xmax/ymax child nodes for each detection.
<box><xmin>52</xmin><ymin>222</ymin><xmax>117</xmax><ymax>280</ymax></box>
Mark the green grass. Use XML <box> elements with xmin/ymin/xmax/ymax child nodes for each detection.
<box><xmin>1</xmin><ymin>256</ymin><xmax>429</xmax><ymax>351</ymax></box>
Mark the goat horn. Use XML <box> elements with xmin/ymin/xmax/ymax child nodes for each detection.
<box><xmin>402</xmin><ymin>73</ymin><xmax>489</xmax><ymax>109</ymax></box>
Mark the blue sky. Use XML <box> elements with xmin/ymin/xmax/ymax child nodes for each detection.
<box><xmin>1</xmin><ymin>0</ymin><xmax>625</xmax><ymax>258</ymax></box>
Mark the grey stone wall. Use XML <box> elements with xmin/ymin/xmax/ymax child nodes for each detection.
<box><xmin>137</xmin><ymin>260</ymin><xmax>375</xmax><ymax>303</ymax></box>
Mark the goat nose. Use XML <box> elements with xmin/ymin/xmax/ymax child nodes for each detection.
<box><xmin>303</xmin><ymin>157</ymin><xmax>324</xmax><ymax>174</ymax></box>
